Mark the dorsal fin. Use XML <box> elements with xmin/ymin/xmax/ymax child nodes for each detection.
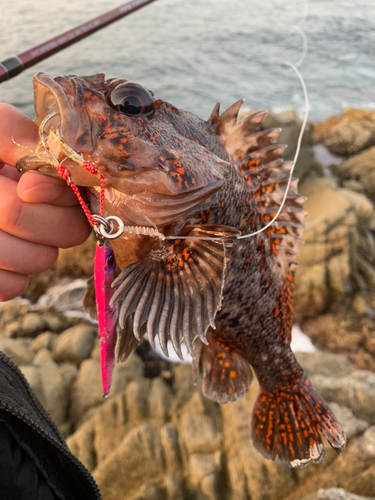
<box><xmin>216</xmin><ymin>104</ymin><xmax>306</xmax><ymax>273</ymax></box>
<box><xmin>215</xmin><ymin>99</ymin><xmax>244</xmax><ymax>138</ymax></box>
<box><xmin>207</xmin><ymin>101</ymin><xmax>221</xmax><ymax>126</ymax></box>
<box><xmin>224</xmin><ymin>110</ymin><xmax>267</xmax><ymax>153</ymax></box>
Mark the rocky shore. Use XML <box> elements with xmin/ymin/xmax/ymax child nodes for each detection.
<box><xmin>2</xmin><ymin>107</ymin><xmax>375</xmax><ymax>499</ymax></box>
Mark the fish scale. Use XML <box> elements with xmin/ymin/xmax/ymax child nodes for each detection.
<box><xmin>17</xmin><ymin>71</ymin><xmax>346</xmax><ymax>468</ymax></box>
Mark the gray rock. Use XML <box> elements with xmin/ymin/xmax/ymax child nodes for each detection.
<box><xmin>52</xmin><ymin>323</ymin><xmax>97</xmax><ymax>365</ymax></box>
<box><xmin>0</xmin><ymin>337</ymin><xmax>34</xmax><ymax>365</ymax></box>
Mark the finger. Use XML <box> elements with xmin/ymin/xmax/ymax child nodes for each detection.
<box><xmin>0</xmin><ymin>270</ymin><xmax>29</xmax><ymax>302</ymax></box>
<box><xmin>0</xmin><ymin>229</ymin><xmax>58</xmax><ymax>275</ymax></box>
<box><xmin>0</xmin><ymin>103</ymin><xmax>39</xmax><ymax>166</ymax></box>
<box><xmin>0</xmin><ymin>164</ymin><xmax>21</xmax><ymax>181</ymax></box>
<box><xmin>17</xmin><ymin>172</ymin><xmax>81</xmax><ymax>207</ymax></box>
<box><xmin>0</xmin><ymin>176</ymin><xmax>91</xmax><ymax>248</ymax></box>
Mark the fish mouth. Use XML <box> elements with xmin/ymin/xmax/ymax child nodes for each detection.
<box><xmin>16</xmin><ymin>72</ymin><xmax>101</xmax><ymax>185</ymax></box>
<box><xmin>33</xmin><ymin>72</ymin><xmax>95</xmax><ymax>154</ymax></box>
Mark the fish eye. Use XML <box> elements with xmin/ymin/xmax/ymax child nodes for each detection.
<box><xmin>108</xmin><ymin>83</ymin><xmax>155</xmax><ymax>118</ymax></box>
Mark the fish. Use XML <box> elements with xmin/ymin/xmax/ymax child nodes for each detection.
<box><xmin>17</xmin><ymin>72</ymin><xmax>347</xmax><ymax>467</ymax></box>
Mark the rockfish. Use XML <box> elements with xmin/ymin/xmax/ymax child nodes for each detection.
<box><xmin>18</xmin><ymin>72</ymin><xmax>346</xmax><ymax>467</ymax></box>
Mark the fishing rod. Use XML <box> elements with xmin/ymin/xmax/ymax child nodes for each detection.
<box><xmin>0</xmin><ymin>0</ymin><xmax>157</xmax><ymax>84</ymax></box>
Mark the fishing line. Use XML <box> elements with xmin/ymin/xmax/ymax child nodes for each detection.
<box><xmin>237</xmin><ymin>0</ymin><xmax>309</xmax><ymax>241</ymax></box>
<box><xmin>165</xmin><ymin>3</ymin><xmax>310</xmax><ymax>244</ymax></box>
<box><xmin>237</xmin><ymin>61</ymin><xmax>309</xmax><ymax>240</ymax></box>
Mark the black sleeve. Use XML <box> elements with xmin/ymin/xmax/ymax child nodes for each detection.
<box><xmin>0</xmin><ymin>423</ymin><xmax>60</xmax><ymax>500</ymax></box>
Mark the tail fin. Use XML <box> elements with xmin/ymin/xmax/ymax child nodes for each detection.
<box><xmin>250</xmin><ymin>376</ymin><xmax>346</xmax><ymax>467</ymax></box>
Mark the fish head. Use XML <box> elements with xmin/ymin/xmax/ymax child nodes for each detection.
<box><xmin>17</xmin><ymin>72</ymin><xmax>229</xmax><ymax>228</ymax></box>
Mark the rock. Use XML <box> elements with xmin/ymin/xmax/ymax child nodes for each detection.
<box><xmin>180</xmin><ymin>412</ymin><xmax>221</xmax><ymax>454</ymax></box>
<box><xmin>93</xmin><ymin>425</ymin><xmax>165</xmax><ymax>500</ymax></box>
<box><xmin>260</xmin><ymin>109</ymin><xmax>324</xmax><ymax>184</ymax></box>
<box><xmin>43</xmin><ymin>313</ymin><xmax>67</xmax><ymax>333</ymax></box>
<box><xmin>19</xmin><ymin>365</ymin><xmax>44</xmax><ymax>404</ymax></box>
<box><xmin>189</xmin><ymin>452</ymin><xmax>222</xmax><ymax>500</ymax></box>
<box><xmin>302</xmin><ymin>310</ymin><xmax>375</xmax><ymax>373</ymax></box>
<box><xmin>148</xmin><ymin>377</ymin><xmax>173</xmax><ymax>422</ymax></box>
<box><xmin>332</xmin><ymin>146</ymin><xmax>375</xmax><ymax>199</ymax></box>
<box><xmin>20</xmin><ymin>349</ymin><xmax>69</xmax><ymax>426</ymax></box>
<box><xmin>0</xmin><ymin>300</ymin><xmax>29</xmax><ymax>332</ymax></box>
<box><xmin>69</xmin><ymin>358</ymin><xmax>103</xmax><ymax>425</ymax></box>
<box><xmin>58</xmin><ymin>362</ymin><xmax>78</xmax><ymax>389</ymax></box>
<box><xmin>327</xmin><ymin>403</ymin><xmax>369</xmax><ymax>440</ymax></box>
<box><xmin>311</xmin><ymin>369</ymin><xmax>375</xmax><ymax>425</ymax></box>
<box><xmin>20</xmin><ymin>313</ymin><xmax>49</xmax><ymax>337</ymax></box>
<box><xmin>295</xmin><ymin>352</ymin><xmax>355</xmax><ymax>379</ymax></box>
<box><xmin>298</xmin><ymin>488</ymin><xmax>375</xmax><ymax>500</ymax></box>
<box><xmin>110</xmin><ymin>353</ymin><xmax>144</xmax><ymax>394</ymax></box>
<box><xmin>240</xmin><ymin>108</ymin><xmax>323</xmax><ymax>185</ymax></box>
<box><xmin>64</xmin><ymin>350</ymin><xmax>375</xmax><ymax>500</ymax></box>
<box><xmin>125</xmin><ymin>378</ymin><xmax>151</xmax><ymax>421</ymax></box>
<box><xmin>294</xmin><ymin>177</ymin><xmax>375</xmax><ymax>319</ymax></box>
<box><xmin>0</xmin><ymin>337</ymin><xmax>34</xmax><ymax>365</ymax></box>
<box><xmin>164</xmin><ymin>475</ymin><xmax>185</xmax><ymax>500</ymax></box>
<box><xmin>67</xmin><ymin>419</ymin><xmax>97</xmax><ymax>472</ymax></box>
<box><xmin>52</xmin><ymin>323</ymin><xmax>97</xmax><ymax>365</ymax></box>
<box><xmin>34</xmin><ymin>279</ymin><xmax>90</xmax><ymax>313</ymax></box>
<box><xmin>29</xmin><ymin>332</ymin><xmax>58</xmax><ymax>352</ymax></box>
<box><xmin>314</xmin><ymin>108</ymin><xmax>375</xmax><ymax>156</ymax></box>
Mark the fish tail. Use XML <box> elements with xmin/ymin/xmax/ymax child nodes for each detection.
<box><xmin>250</xmin><ymin>375</ymin><xmax>346</xmax><ymax>467</ymax></box>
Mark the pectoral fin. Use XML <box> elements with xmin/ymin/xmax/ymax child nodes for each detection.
<box><xmin>110</xmin><ymin>224</ymin><xmax>240</xmax><ymax>360</ymax></box>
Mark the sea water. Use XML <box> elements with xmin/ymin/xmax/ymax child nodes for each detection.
<box><xmin>1</xmin><ymin>0</ymin><xmax>375</xmax><ymax>122</ymax></box>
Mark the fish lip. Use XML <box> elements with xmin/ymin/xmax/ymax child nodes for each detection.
<box><xmin>33</xmin><ymin>72</ymin><xmax>94</xmax><ymax>154</ymax></box>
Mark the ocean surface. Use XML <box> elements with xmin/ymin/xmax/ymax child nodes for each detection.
<box><xmin>1</xmin><ymin>0</ymin><xmax>375</xmax><ymax>122</ymax></box>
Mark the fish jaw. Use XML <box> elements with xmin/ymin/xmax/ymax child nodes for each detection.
<box><xmin>94</xmin><ymin>241</ymin><xmax>118</xmax><ymax>397</ymax></box>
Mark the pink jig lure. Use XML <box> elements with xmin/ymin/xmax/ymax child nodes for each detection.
<box><xmin>94</xmin><ymin>240</ymin><xmax>118</xmax><ymax>397</ymax></box>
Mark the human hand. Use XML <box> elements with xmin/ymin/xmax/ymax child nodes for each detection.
<box><xmin>0</xmin><ymin>103</ymin><xmax>91</xmax><ymax>301</ymax></box>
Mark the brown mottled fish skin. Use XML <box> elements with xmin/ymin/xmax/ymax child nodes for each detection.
<box><xmin>18</xmin><ymin>72</ymin><xmax>346</xmax><ymax>467</ymax></box>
